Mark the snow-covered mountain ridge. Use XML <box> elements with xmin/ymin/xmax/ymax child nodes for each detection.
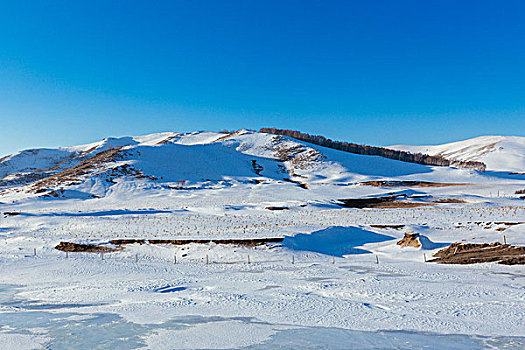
<box><xmin>0</xmin><ymin>130</ymin><xmax>324</xmax><ymax>196</ymax></box>
<box><xmin>0</xmin><ymin>130</ymin><xmax>524</xmax><ymax>201</ymax></box>
<box><xmin>391</xmin><ymin>135</ymin><xmax>525</xmax><ymax>172</ymax></box>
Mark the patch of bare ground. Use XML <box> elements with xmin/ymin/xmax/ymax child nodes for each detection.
<box><xmin>167</xmin><ymin>185</ymin><xmax>200</xmax><ymax>190</ymax></box>
<box><xmin>432</xmin><ymin>198</ymin><xmax>467</xmax><ymax>204</ymax></box>
<box><xmin>337</xmin><ymin>195</ymin><xmax>435</xmax><ymax>209</ymax></box>
<box><xmin>55</xmin><ymin>242</ymin><xmax>119</xmax><ymax>253</ymax></box>
<box><xmin>376</xmin><ymin>201</ymin><xmax>436</xmax><ymax>208</ymax></box>
<box><xmin>250</xmin><ymin>160</ymin><xmax>264</xmax><ymax>175</ymax></box>
<box><xmin>283</xmin><ymin>178</ymin><xmax>308</xmax><ymax>189</ymax></box>
<box><xmin>266</xmin><ymin>206</ymin><xmax>289</xmax><ymax>211</ymax></box>
<box><xmin>271</xmin><ymin>137</ymin><xmax>323</xmax><ymax>168</ymax></box>
<box><xmin>454</xmin><ymin>222</ymin><xmax>524</xmax><ymax>231</ymax></box>
<box><xmin>156</xmin><ymin>135</ymin><xmax>177</xmax><ymax>145</ymax></box>
<box><xmin>493</xmin><ymin>222</ymin><xmax>525</xmax><ymax>231</ymax></box>
<box><xmin>29</xmin><ymin>149</ymin><xmax>160</xmax><ymax>193</ymax></box>
<box><xmin>494</xmin><ymin>222</ymin><xmax>524</xmax><ymax>226</ymax></box>
<box><xmin>428</xmin><ymin>242</ymin><xmax>525</xmax><ymax>265</ymax></box>
<box><xmin>31</xmin><ymin>147</ymin><xmax>123</xmax><ymax>192</ymax></box>
<box><xmin>109</xmin><ymin>237</ymin><xmax>283</xmax><ymax>247</ymax></box>
<box><xmin>0</xmin><ymin>172</ymin><xmax>51</xmax><ymax>187</ymax></box>
<box><xmin>45</xmin><ymin>152</ymin><xmax>79</xmax><ymax>172</ymax></box>
<box><xmin>214</xmin><ymin>130</ymin><xmax>242</xmax><ymax>142</ymax></box>
<box><xmin>397</xmin><ymin>233</ymin><xmax>422</xmax><ymax>248</ymax></box>
<box><xmin>360</xmin><ymin>180</ymin><xmax>469</xmax><ymax>188</ymax></box>
<box><xmin>370</xmin><ymin>224</ymin><xmax>405</xmax><ymax>230</ymax></box>
<box><xmin>515</xmin><ymin>190</ymin><xmax>525</xmax><ymax>199</ymax></box>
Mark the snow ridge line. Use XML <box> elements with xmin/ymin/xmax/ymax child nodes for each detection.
<box><xmin>260</xmin><ymin>128</ymin><xmax>487</xmax><ymax>171</ymax></box>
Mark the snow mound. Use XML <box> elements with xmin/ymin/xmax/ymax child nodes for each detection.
<box><xmin>396</xmin><ymin>232</ymin><xmax>447</xmax><ymax>250</ymax></box>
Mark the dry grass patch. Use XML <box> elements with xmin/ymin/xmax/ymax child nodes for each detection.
<box><xmin>429</xmin><ymin>242</ymin><xmax>525</xmax><ymax>265</ymax></box>
<box><xmin>360</xmin><ymin>180</ymin><xmax>470</xmax><ymax>188</ymax></box>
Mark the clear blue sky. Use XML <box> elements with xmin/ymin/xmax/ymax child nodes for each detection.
<box><xmin>1</xmin><ymin>1</ymin><xmax>524</xmax><ymax>156</ymax></box>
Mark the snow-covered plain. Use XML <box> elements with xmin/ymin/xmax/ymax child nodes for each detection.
<box><xmin>1</xmin><ymin>131</ymin><xmax>525</xmax><ymax>349</ymax></box>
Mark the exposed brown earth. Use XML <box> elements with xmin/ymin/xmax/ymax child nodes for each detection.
<box><xmin>251</xmin><ymin>160</ymin><xmax>264</xmax><ymax>175</ymax></box>
<box><xmin>453</xmin><ymin>222</ymin><xmax>524</xmax><ymax>232</ymax></box>
<box><xmin>55</xmin><ymin>238</ymin><xmax>283</xmax><ymax>251</ymax></box>
<box><xmin>156</xmin><ymin>135</ymin><xmax>177</xmax><ymax>145</ymax></box>
<box><xmin>360</xmin><ymin>180</ymin><xmax>469</xmax><ymax>188</ymax></box>
<box><xmin>337</xmin><ymin>195</ymin><xmax>435</xmax><ymax>209</ymax></box>
<box><xmin>372</xmin><ymin>201</ymin><xmax>436</xmax><ymax>209</ymax></box>
<box><xmin>428</xmin><ymin>242</ymin><xmax>525</xmax><ymax>265</ymax></box>
<box><xmin>370</xmin><ymin>224</ymin><xmax>405</xmax><ymax>230</ymax></box>
<box><xmin>55</xmin><ymin>241</ymin><xmax>119</xmax><ymax>253</ymax></box>
<box><xmin>109</xmin><ymin>237</ymin><xmax>284</xmax><ymax>246</ymax></box>
<box><xmin>283</xmin><ymin>178</ymin><xmax>308</xmax><ymax>189</ymax></box>
<box><xmin>214</xmin><ymin>130</ymin><xmax>243</xmax><ymax>142</ymax></box>
<box><xmin>494</xmin><ymin>222</ymin><xmax>524</xmax><ymax>226</ymax></box>
<box><xmin>432</xmin><ymin>198</ymin><xmax>467</xmax><ymax>203</ymax></box>
<box><xmin>337</xmin><ymin>196</ymin><xmax>398</xmax><ymax>208</ymax></box>
<box><xmin>266</xmin><ymin>206</ymin><xmax>289</xmax><ymax>211</ymax></box>
<box><xmin>31</xmin><ymin>147</ymin><xmax>123</xmax><ymax>192</ymax></box>
<box><xmin>397</xmin><ymin>233</ymin><xmax>422</xmax><ymax>248</ymax></box>
<box><xmin>514</xmin><ymin>190</ymin><xmax>525</xmax><ymax>199</ymax></box>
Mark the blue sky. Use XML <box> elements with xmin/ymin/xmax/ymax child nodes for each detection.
<box><xmin>1</xmin><ymin>1</ymin><xmax>524</xmax><ymax>156</ymax></box>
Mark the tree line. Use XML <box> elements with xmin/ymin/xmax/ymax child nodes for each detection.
<box><xmin>259</xmin><ymin>128</ymin><xmax>486</xmax><ymax>171</ymax></box>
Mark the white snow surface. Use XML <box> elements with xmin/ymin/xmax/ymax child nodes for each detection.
<box><xmin>1</xmin><ymin>130</ymin><xmax>525</xmax><ymax>349</ymax></box>
<box><xmin>391</xmin><ymin>135</ymin><xmax>525</xmax><ymax>172</ymax></box>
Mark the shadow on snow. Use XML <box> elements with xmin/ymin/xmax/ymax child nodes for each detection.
<box><xmin>283</xmin><ymin>226</ymin><xmax>395</xmax><ymax>257</ymax></box>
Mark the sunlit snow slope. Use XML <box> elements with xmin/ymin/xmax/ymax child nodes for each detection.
<box><xmin>0</xmin><ymin>130</ymin><xmax>523</xmax><ymax>201</ymax></box>
<box><xmin>391</xmin><ymin>136</ymin><xmax>525</xmax><ymax>172</ymax></box>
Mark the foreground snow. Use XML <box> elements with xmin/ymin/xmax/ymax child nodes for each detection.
<box><xmin>1</xmin><ymin>131</ymin><xmax>525</xmax><ymax>348</ymax></box>
<box><xmin>1</xmin><ymin>186</ymin><xmax>525</xmax><ymax>348</ymax></box>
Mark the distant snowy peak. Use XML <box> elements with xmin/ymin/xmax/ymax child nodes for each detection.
<box><xmin>391</xmin><ymin>136</ymin><xmax>525</xmax><ymax>172</ymax></box>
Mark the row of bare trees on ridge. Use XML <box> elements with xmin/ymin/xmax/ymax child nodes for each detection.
<box><xmin>260</xmin><ymin>128</ymin><xmax>486</xmax><ymax>171</ymax></box>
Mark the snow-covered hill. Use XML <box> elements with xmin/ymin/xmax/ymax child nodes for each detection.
<box><xmin>0</xmin><ymin>130</ymin><xmax>316</xmax><ymax>195</ymax></box>
<box><xmin>391</xmin><ymin>135</ymin><xmax>525</xmax><ymax>173</ymax></box>
<box><xmin>1</xmin><ymin>130</ymin><xmax>524</xmax><ymax>202</ymax></box>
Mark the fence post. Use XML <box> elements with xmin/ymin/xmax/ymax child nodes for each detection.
<box><xmin>376</xmin><ymin>255</ymin><xmax>379</xmax><ymax>264</ymax></box>
<box><xmin>247</xmin><ymin>255</ymin><xmax>250</xmax><ymax>264</ymax></box>
<box><xmin>206</xmin><ymin>254</ymin><xmax>209</xmax><ymax>265</ymax></box>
